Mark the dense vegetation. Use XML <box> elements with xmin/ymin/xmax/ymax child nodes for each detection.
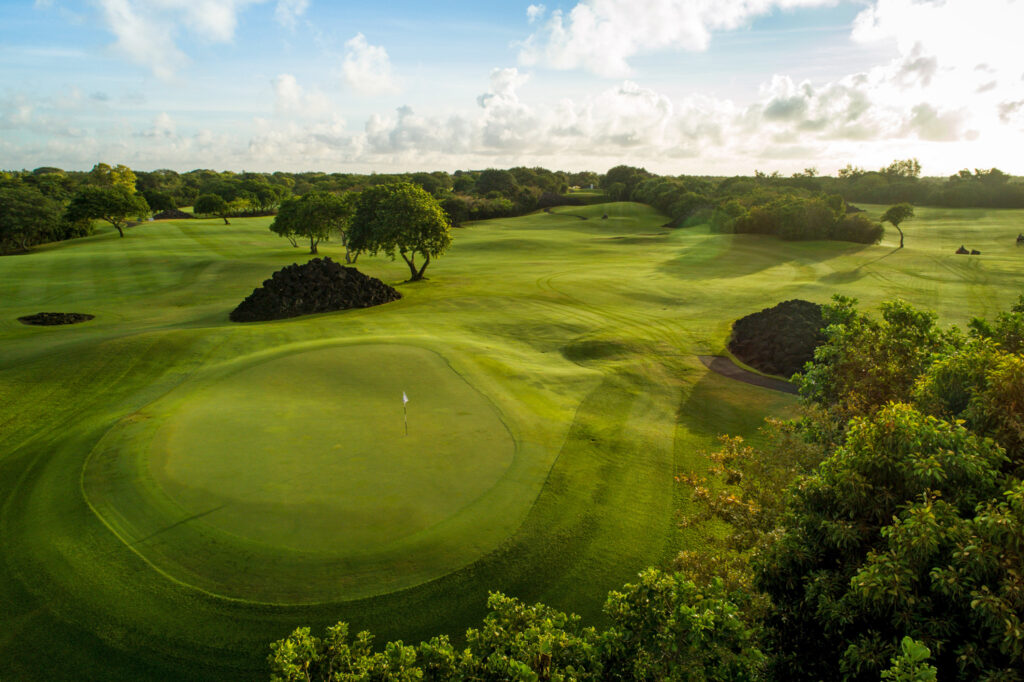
<box><xmin>271</xmin><ymin>295</ymin><xmax>1024</xmax><ymax>681</ymax></box>
<box><xmin>5</xmin><ymin>159</ymin><xmax>1022</xmax><ymax>256</ymax></box>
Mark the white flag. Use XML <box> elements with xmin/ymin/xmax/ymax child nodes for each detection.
<box><xmin>402</xmin><ymin>391</ymin><xmax>409</xmax><ymax>405</ymax></box>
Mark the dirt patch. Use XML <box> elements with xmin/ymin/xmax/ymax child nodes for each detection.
<box><xmin>230</xmin><ymin>257</ymin><xmax>401</xmax><ymax>323</ymax></box>
<box><xmin>18</xmin><ymin>312</ymin><xmax>94</xmax><ymax>326</ymax></box>
<box><xmin>699</xmin><ymin>356</ymin><xmax>798</xmax><ymax>395</ymax></box>
<box><xmin>727</xmin><ymin>299</ymin><xmax>825</xmax><ymax>378</ymax></box>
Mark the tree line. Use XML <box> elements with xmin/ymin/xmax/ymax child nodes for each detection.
<box><xmin>269</xmin><ymin>294</ymin><xmax>1024</xmax><ymax>680</ymax></box>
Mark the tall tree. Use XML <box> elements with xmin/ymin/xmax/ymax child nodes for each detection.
<box><xmin>348</xmin><ymin>183</ymin><xmax>451</xmax><ymax>281</ymax></box>
<box><xmin>193</xmin><ymin>194</ymin><xmax>232</xmax><ymax>224</ymax></box>
<box><xmin>881</xmin><ymin>203</ymin><xmax>915</xmax><ymax>248</ymax></box>
<box><xmin>65</xmin><ymin>185</ymin><xmax>149</xmax><ymax>238</ymax></box>
<box><xmin>88</xmin><ymin>163</ymin><xmax>138</xmax><ymax>192</ymax></box>
<box><xmin>0</xmin><ymin>182</ymin><xmax>63</xmax><ymax>253</ymax></box>
<box><xmin>270</xmin><ymin>191</ymin><xmax>354</xmax><ymax>256</ymax></box>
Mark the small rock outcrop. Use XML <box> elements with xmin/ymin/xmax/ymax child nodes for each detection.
<box><xmin>956</xmin><ymin>245</ymin><xmax>970</xmax><ymax>254</ymax></box>
<box><xmin>18</xmin><ymin>312</ymin><xmax>94</xmax><ymax>326</ymax></box>
<box><xmin>728</xmin><ymin>299</ymin><xmax>825</xmax><ymax>378</ymax></box>
<box><xmin>971</xmin><ymin>249</ymin><xmax>981</xmax><ymax>255</ymax></box>
<box><xmin>230</xmin><ymin>257</ymin><xmax>401</xmax><ymax>322</ymax></box>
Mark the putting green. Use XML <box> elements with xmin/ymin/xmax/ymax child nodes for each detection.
<box><xmin>83</xmin><ymin>343</ymin><xmax>518</xmax><ymax>602</ymax></box>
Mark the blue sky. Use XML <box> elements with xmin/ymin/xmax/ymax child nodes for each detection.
<box><xmin>2</xmin><ymin>0</ymin><xmax>1023</xmax><ymax>175</ymax></box>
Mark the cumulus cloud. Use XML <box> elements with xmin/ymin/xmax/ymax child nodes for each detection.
<box><xmin>518</xmin><ymin>0</ymin><xmax>837</xmax><ymax>77</ymax></box>
<box><xmin>342</xmin><ymin>33</ymin><xmax>399</xmax><ymax>95</ymax></box>
<box><xmin>526</xmin><ymin>4</ymin><xmax>546</xmax><ymax>23</ymax></box>
<box><xmin>95</xmin><ymin>0</ymin><xmax>266</xmax><ymax>79</ymax></box>
<box><xmin>274</xmin><ymin>0</ymin><xmax>309</xmax><ymax>29</ymax></box>
<box><xmin>272</xmin><ymin>73</ymin><xmax>331</xmax><ymax>117</ymax></box>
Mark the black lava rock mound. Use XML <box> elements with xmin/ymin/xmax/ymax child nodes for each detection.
<box><xmin>728</xmin><ymin>299</ymin><xmax>825</xmax><ymax>378</ymax></box>
<box><xmin>152</xmin><ymin>209</ymin><xmax>194</xmax><ymax>220</ymax></box>
<box><xmin>19</xmin><ymin>312</ymin><xmax>94</xmax><ymax>326</ymax></box>
<box><xmin>230</xmin><ymin>257</ymin><xmax>400</xmax><ymax>322</ymax></box>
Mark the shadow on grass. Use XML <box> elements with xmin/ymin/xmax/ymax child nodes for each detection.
<box><xmin>818</xmin><ymin>247</ymin><xmax>900</xmax><ymax>285</ymax></box>
<box><xmin>126</xmin><ymin>503</ymin><xmax>228</xmax><ymax>548</ymax></box>
<box><xmin>657</xmin><ymin>234</ymin><xmax>871</xmax><ymax>282</ymax></box>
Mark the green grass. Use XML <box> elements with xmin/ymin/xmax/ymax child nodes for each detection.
<box><xmin>1</xmin><ymin>203</ymin><xmax>1021</xmax><ymax>679</ymax></box>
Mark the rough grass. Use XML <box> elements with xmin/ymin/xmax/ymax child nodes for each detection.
<box><xmin>1</xmin><ymin>203</ymin><xmax>1021</xmax><ymax>679</ymax></box>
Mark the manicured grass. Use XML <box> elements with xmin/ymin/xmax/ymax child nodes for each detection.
<box><xmin>0</xmin><ymin>203</ymin><xmax>1021</xmax><ymax>679</ymax></box>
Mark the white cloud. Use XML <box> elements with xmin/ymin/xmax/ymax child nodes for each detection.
<box><xmin>272</xmin><ymin>73</ymin><xmax>331</xmax><ymax>117</ymax></box>
<box><xmin>95</xmin><ymin>0</ymin><xmax>266</xmax><ymax>79</ymax></box>
<box><xmin>527</xmin><ymin>4</ymin><xmax>546</xmax><ymax>23</ymax></box>
<box><xmin>274</xmin><ymin>0</ymin><xmax>309</xmax><ymax>29</ymax></box>
<box><xmin>518</xmin><ymin>0</ymin><xmax>838</xmax><ymax>77</ymax></box>
<box><xmin>342</xmin><ymin>33</ymin><xmax>400</xmax><ymax>96</ymax></box>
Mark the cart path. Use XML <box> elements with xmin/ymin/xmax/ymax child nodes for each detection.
<box><xmin>698</xmin><ymin>355</ymin><xmax>799</xmax><ymax>395</ymax></box>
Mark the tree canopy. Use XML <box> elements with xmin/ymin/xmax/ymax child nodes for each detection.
<box><xmin>881</xmin><ymin>203</ymin><xmax>915</xmax><ymax>248</ymax></box>
<box><xmin>270</xmin><ymin>191</ymin><xmax>354</xmax><ymax>256</ymax></box>
<box><xmin>348</xmin><ymin>182</ymin><xmax>451</xmax><ymax>281</ymax></box>
<box><xmin>65</xmin><ymin>184</ymin><xmax>149</xmax><ymax>238</ymax></box>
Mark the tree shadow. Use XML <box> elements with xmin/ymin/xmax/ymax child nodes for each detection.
<box><xmin>818</xmin><ymin>247</ymin><xmax>900</xmax><ymax>285</ymax></box>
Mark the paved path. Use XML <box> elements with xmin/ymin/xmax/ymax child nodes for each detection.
<box><xmin>698</xmin><ymin>355</ymin><xmax>799</xmax><ymax>395</ymax></box>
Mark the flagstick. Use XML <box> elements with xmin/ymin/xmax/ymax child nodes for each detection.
<box><xmin>404</xmin><ymin>402</ymin><xmax>408</xmax><ymax>436</ymax></box>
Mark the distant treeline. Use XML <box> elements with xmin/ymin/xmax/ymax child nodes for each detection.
<box><xmin>0</xmin><ymin>164</ymin><xmax>600</xmax><ymax>254</ymax></box>
<box><xmin>4</xmin><ymin>159</ymin><xmax>1022</xmax><ymax>254</ymax></box>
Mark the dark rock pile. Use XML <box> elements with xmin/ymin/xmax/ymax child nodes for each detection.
<box><xmin>18</xmin><ymin>312</ymin><xmax>94</xmax><ymax>326</ymax></box>
<box><xmin>152</xmin><ymin>209</ymin><xmax>194</xmax><ymax>220</ymax></box>
<box><xmin>230</xmin><ymin>257</ymin><xmax>401</xmax><ymax>322</ymax></box>
<box><xmin>728</xmin><ymin>299</ymin><xmax>825</xmax><ymax>378</ymax></box>
<box><xmin>956</xmin><ymin>245</ymin><xmax>970</xmax><ymax>254</ymax></box>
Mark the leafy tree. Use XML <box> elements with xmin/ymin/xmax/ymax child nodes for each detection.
<box><xmin>270</xmin><ymin>191</ymin><xmax>354</xmax><ymax>257</ymax></box>
<box><xmin>193</xmin><ymin>194</ymin><xmax>232</xmax><ymax>224</ymax></box>
<box><xmin>269</xmin><ymin>570</ymin><xmax>760</xmax><ymax>681</ymax></box>
<box><xmin>0</xmin><ymin>182</ymin><xmax>63</xmax><ymax>253</ymax></box>
<box><xmin>474</xmin><ymin>169</ymin><xmax>519</xmax><ymax>198</ymax></box>
<box><xmin>754</xmin><ymin>403</ymin><xmax>1007</xmax><ymax>680</ymax></box>
<box><xmin>142</xmin><ymin>189</ymin><xmax>176</xmax><ymax>212</ymax></box>
<box><xmin>880</xmin><ymin>637</ymin><xmax>937</xmax><ymax>682</ymax></box>
<box><xmin>796</xmin><ymin>296</ymin><xmax>953</xmax><ymax>437</ymax></box>
<box><xmin>601</xmin><ymin>570</ymin><xmax>765</xmax><ymax>681</ymax></box>
<box><xmin>348</xmin><ymin>182</ymin><xmax>451</xmax><ymax>281</ymax></box>
<box><xmin>881</xmin><ymin>203</ymin><xmax>915</xmax><ymax>248</ymax></box>
<box><xmin>88</xmin><ymin>162</ymin><xmax>138</xmax><ymax>192</ymax></box>
<box><xmin>65</xmin><ymin>185</ymin><xmax>149</xmax><ymax>238</ymax></box>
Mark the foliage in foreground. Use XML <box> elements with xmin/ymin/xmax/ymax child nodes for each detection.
<box><xmin>269</xmin><ymin>295</ymin><xmax>1024</xmax><ymax>681</ymax></box>
<box><xmin>269</xmin><ymin>570</ymin><xmax>764</xmax><ymax>681</ymax></box>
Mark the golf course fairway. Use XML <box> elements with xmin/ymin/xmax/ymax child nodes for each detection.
<box><xmin>1</xmin><ymin>201</ymin><xmax>1022</xmax><ymax>679</ymax></box>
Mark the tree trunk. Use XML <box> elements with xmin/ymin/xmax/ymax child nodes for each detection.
<box><xmin>897</xmin><ymin>225</ymin><xmax>904</xmax><ymax>248</ymax></box>
<box><xmin>114</xmin><ymin>222</ymin><xmax>125</xmax><ymax>238</ymax></box>
<box><xmin>222</xmin><ymin>216</ymin><xmax>230</xmax><ymax>225</ymax></box>
<box><xmin>400</xmin><ymin>250</ymin><xmax>420</xmax><ymax>281</ymax></box>
<box><xmin>415</xmin><ymin>253</ymin><xmax>431</xmax><ymax>280</ymax></box>
<box><xmin>309</xmin><ymin>236</ymin><xmax>319</xmax><ymax>254</ymax></box>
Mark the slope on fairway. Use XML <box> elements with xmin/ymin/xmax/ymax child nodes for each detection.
<box><xmin>83</xmin><ymin>343</ymin><xmax>517</xmax><ymax>602</ymax></box>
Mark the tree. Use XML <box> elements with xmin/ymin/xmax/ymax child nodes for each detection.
<box><xmin>193</xmin><ymin>194</ymin><xmax>232</xmax><ymax>224</ymax></box>
<box><xmin>0</xmin><ymin>182</ymin><xmax>63</xmax><ymax>253</ymax></box>
<box><xmin>348</xmin><ymin>182</ymin><xmax>451</xmax><ymax>281</ymax></box>
<box><xmin>754</xmin><ymin>403</ymin><xmax>1007</xmax><ymax>680</ymax></box>
<box><xmin>88</xmin><ymin>162</ymin><xmax>138</xmax><ymax>192</ymax></box>
<box><xmin>65</xmin><ymin>185</ymin><xmax>149</xmax><ymax>238</ymax></box>
<box><xmin>881</xmin><ymin>203</ymin><xmax>915</xmax><ymax>248</ymax></box>
<box><xmin>270</xmin><ymin>191</ymin><xmax>354</xmax><ymax>257</ymax></box>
